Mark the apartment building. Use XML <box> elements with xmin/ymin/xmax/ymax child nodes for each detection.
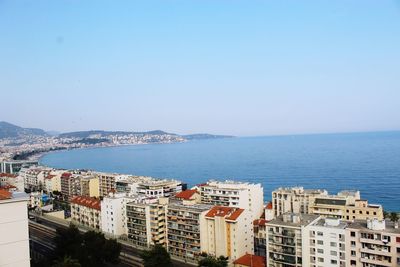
<box><xmin>43</xmin><ymin>171</ymin><xmax>62</xmax><ymax>193</ymax></box>
<box><xmin>22</xmin><ymin>167</ymin><xmax>41</xmax><ymax>191</ymax></box>
<box><xmin>0</xmin><ymin>173</ymin><xmax>24</xmax><ymax>192</ymax></box>
<box><xmin>0</xmin><ymin>190</ymin><xmax>30</xmax><ymax>267</ymax></box>
<box><xmin>166</xmin><ymin>202</ymin><xmax>211</xmax><ymax>264</ymax></box>
<box><xmin>272</xmin><ymin>187</ymin><xmax>328</xmax><ymax>217</ymax></box>
<box><xmin>136</xmin><ymin>179</ymin><xmax>183</xmax><ymax>198</ymax></box>
<box><xmin>126</xmin><ymin>197</ymin><xmax>169</xmax><ymax>247</ymax></box>
<box><xmin>201</xmin><ymin>206</ymin><xmax>253</xmax><ymax>262</ymax></box>
<box><xmin>309</xmin><ymin>191</ymin><xmax>383</xmax><ymax>221</ymax></box>
<box><xmin>266</xmin><ymin>213</ymin><xmax>319</xmax><ymax>267</ymax></box>
<box><xmin>80</xmin><ymin>175</ymin><xmax>100</xmax><ymax>197</ymax></box>
<box><xmin>304</xmin><ymin>217</ymin><xmax>348</xmax><ymax>267</ymax></box>
<box><xmin>174</xmin><ymin>189</ymin><xmax>201</xmax><ymax>204</ymax></box>
<box><xmin>98</xmin><ymin>173</ymin><xmax>117</xmax><ymax>197</ymax></box>
<box><xmin>70</xmin><ymin>196</ymin><xmax>101</xmax><ymax>230</ymax></box>
<box><xmin>101</xmin><ymin>192</ymin><xmax>138</xmax><ymax>237</ymax></box>
<box><xmin>199</xmin><ymin>180</ymin><xmax>264</xmax><ymax>219</ymax></box>
<box><xmin>60</xmin><ymin>172</ymin><xmax>81</xmax><ymax>200</ymax></box>
<box><xmin>254</xmin><ymin>218</ymin><xmax>268</xmax><ymax>257</ymax></box>
<box><xmin>346</xmin><ymin>219</ymin><xmax>400</xmax><ymax>267</ymax></box>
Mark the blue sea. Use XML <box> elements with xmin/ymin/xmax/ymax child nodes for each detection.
<box><xmin>40</xmin><ymin>132</ymin><xmax>400</xmax><ymax>211</ymax></box>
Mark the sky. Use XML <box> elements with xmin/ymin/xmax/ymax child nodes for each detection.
<box><xmin>1</xmin><ymin>1</ymin><xmax>400</xmax><ymax>136</ymax></box>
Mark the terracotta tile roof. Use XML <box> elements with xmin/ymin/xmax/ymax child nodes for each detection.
<box><xmin>205</xmin><ymin>206</ymin><xmax>244</xmax><ymax>221</ymax></box>
<box><xmin>0</xmin><ymin>173</ymin><xmax>17</xmax><ymax>178</ymax></box>
<box><xmin>70</xmin><ymin>196</ymin><xmax>101</xmax><ymax>210</ymax></box>
<box><xmin>61</xmin><ymin>172</ymin><xmax>72</xmax><ymax>178</ymax></box>
<box><xmin>0</xmin><ymin>185</ymin><xmax>17</xmax><ymax>191</ymax></box>
<box><xmin>175</xmin><ymin>189</ymin><xmax>198</xmax><ymax>200</ymax></box>
<box><xmin>233</xmin><ymin>254</ymin><xmax>266</xmax><ymax>267</ymax></box>
<box><xmin>253</xmin><ymin>219</ymin><xmax>268</xmax><ymax>226</ymax></box>
<box><xmin>0</xmin><ymin>189</ymin><xmax>12</xmax><ymax>200</ymax></box>
<box><xmin>45</xmin><ymin>174</ymin><xmax>56</xmax><ymax>180</ymax></box>
<box><xmin>265</xmin><ymin>202</ymin><xmax>273</xmax><ymax>210</ymax></box>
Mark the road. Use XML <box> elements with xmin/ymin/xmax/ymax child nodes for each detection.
<box><xmin>28</xmin><ymin>215</ymin><xmax>193</xmax><ymax>267</ymax></box>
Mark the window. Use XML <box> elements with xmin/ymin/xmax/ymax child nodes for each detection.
<box><xmin>317</xmin><ymin>249</ymin><xmax>323</xmax><ymax>253</ymax></box>
<box><xmin>350</xmin><ymin>231</ymin><xmax>356</xmax><ymax>237</ymax></box>
<box><xmin>317</xmin><ymin>231</ymin><xmax>323</xmax><ymax>236</ymax></box>
<box><xmin>351</xmin><ymin>241</ymin><xmax>356</xmax><ymax>247</ymax></box>
<box><xmin>351</xmin><ymin>250</ymin><xmax>356</xmax><ymax>256</ymax></box>
<box><xmin>317</xmin><ymin>240</ymin><xmax>323</xmax><ymax>245</ymax></box>
<box><xmin>330</xmin><ymin>242</ymin><xmax>337</xmax><ymax>247</ymax></box>
<box><xmin>318</xmin><ymin>258</ymin><xmax>324</xmax><ymax>262</ymax></box>
<box><xmin>330</xmin><ymin>251</ymin><xmax>337</xmax><ymax>256</ymax></box>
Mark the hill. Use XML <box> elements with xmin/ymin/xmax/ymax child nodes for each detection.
<box><xmin>0</xmin><ymin>121</ymin><xmax>48</xmax><ymax>139</ymax></box>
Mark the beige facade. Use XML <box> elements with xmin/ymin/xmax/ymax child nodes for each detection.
<box><xmin>309</xmin><ymin>191</ymin><xmax>383</xmax><ymax>221</ymax></box>
<box><xmin>201</xmin><ymin>206</ymin><xmax>253</xmax><ymax>262</ymax></box>
<box><xmin>70</xmin><ymin>196</ymin><xmax>101</xmax><ymax>230</ymax></box>
<box><xmin>0</xmin><ymin>190</ymin><xmax>30</xmax><ymax>267</ymax></box>
<box><xmin>346</xmin><ymin>219</ymin><xmax>400</xmax><ymax>267</ymax></box>
<box><xmin>98</xmin><ymin>173</ymin><xmax>117</xmax><ymax>197</ymax></box>
<box><xmin>272</xmin><ymin>187</ymin><xmax>328</xmax><ymax>217</ymax></box>
<box><xmin>166</xmin><ymin>202</ymin><xmax>211</xmax><ymax>264</ymax></box>
<box><xmin>81</xmin><ymin>176</ymin><xmax>99</xmax><ymax>197</ymax></box>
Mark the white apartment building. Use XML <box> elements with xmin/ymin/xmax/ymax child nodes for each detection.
<box><xmin>346</xmin><ymin>219</ymin><xmax>400</xmax><ymax>267</ymax></box>
<box><xmin>272</xmin><ymin>187</ymin><xmax>328</xmax><ymax>217</ymax></box>
<box><xmin>201</xmin><ymin>206</ymin><xmax>254</xmax><ymax>263</ymax></box>
<box><xmin>70</xmin><ymin>196</ymin><xmax>101</xmax><ymax>230</ymax></box>
<box><xmin>199</xmin><ymin>180</ymin><xmax>264</xmax><ymax>220</ymax></box>
<box><xmin>101</xmin><ymin>193</ymin><xmax>135</xmax><ymax>237</ymax></box>
<box><xmin>136</xmin><ymin>179</ymin><xmax>183</xmax><ymax>198</ymax></box>
<box><xmin>0</xmin><ymin>190</ymin><xmax>30</xmax><ymax>267</ymax></box>
<box><xmin>266</xmin><ymin>213</ymin><xmax>320</xmax><ymax>267</ymax></box>
<box><xmin>304</xmin><ymin>217</ymin><xmax>348</xmax><ymax>267</ymax></box>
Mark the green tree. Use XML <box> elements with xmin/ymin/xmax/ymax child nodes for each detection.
<box><xmin>53</xmin><ymin>225</ymin><xmax>121</xmax><ymax>267</ymax></box>
<box><xmin>140</xmin><ymin>244</ymin><xmax>173</xmax><ymax>267</ymax></box>
<box><xmin>383</xmin><ymin>210</ymin><xmax>388</xmax><ymax>219</ymax></box>
<box><xmin>52</xmin><ymin>256</ymin><xmax>81</xmax><ymax>267</ymax></box>
<box><xmin>198</xmin><ymin>255</ymin><xmax>228</xmax><ymax>267</ymax></box>
<box><xmin>389</xmin><ymin>212</ymin><xmax>399</xmax><ymax>223</ymax></box>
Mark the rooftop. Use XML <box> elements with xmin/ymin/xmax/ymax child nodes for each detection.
<box><xmin>348</xmin><ymin>219</ymin><xmax>400</xmax><ymax>234</ymax></box>
<box><xmin>71</xmin><ymin>196</ymin><xmax>101</xmax><ymax>210</ymax></box>
<box><xmin>205</xmin><ymin>206</ymin><xmax>244</xmax><ymax>221</ymax></box>
<box><xmin>175</xmin><ymin>189</ymin><xmax>198</xmax><ymax>200</ymax></box>
<box><xmin>233</xmin><ymin>254</ymin><xmax>266</xmax><ymax>267</ymax></box>
<box><xmin>267</xmin><ymin>213</ymin><xmax>320</xmax><ymax>227</ymax></box>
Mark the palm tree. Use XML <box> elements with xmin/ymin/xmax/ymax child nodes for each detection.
<box><xmin>52</xmin><ymin>256</ymin><xmax>81</xmax><ymax>267</ymax></box>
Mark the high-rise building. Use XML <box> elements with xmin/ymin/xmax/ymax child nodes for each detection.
<box><xmin>199</xmin><ymin>180</ymin><xmax>264</xmax><ymax>220</ymax></box>
<box><xmin>70</xmin><ymin>196</ymin><xmax>101</xmax><ymax>230</ymax></box>
<box><xmin>346</xmin><ymin>219</ymin><xmax>400</xmax><ymax>267</ymax></box>
<box><xmin>201</xmin><ymin>206</ymin><xmax>253</xmax><ymax>262</ymax></box>
<box><xmin>266</xmin><ymin>213</ymin><xmax>319</xmax><ymax>267</ymax></box>
<box><xmin>272</xmin><ymin>187</ymin><xmax>328</xmax><ymax>217</ymax></box>
<box><xmin>0</xmin><ymin>190</ymin><xmax>30</xmax><ymax>267</ymax></box>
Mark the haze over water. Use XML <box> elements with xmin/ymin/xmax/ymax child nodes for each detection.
<box><xmin>41</xmin><ymin>131</ymin><xmax>400</xmax><ymax>211</ymax></box>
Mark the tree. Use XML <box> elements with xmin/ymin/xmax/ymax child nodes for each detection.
<box><xmin>389</xmin><ymin>212</ymin><xmax>399</xmax><ymax>223</ymax></box>
<box><xmin>198</xmin><ymin>255</ymin><xmax>228</xmax><ymax>267</ymax></box>
<box><xmin>140</xmin><ymin>244</ymin><xmax>173</xmax><ymax>267</ymax></box>
<box><xmin>383</xmin><ymin>210</ymin><xmax>388</xmax><ymax>219</ymax></box>
<box><xmin>52</xmin><ymin>256</ymin><xmax>81</xmax><ymax>267</ymax></box>
<box><xmin>53</xmin><ymin>224</ymin><xmax>121</xmax><ymax>267</ymax></box>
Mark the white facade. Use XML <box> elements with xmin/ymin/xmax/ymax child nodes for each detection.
<box><xmin>101</xmin><ymin>193</ymin><xmax>134</xmax><ymax>237</ymax></box>
<box><xmin>199</xmin><ymin>180</ymin><xmax>264</xmax><ymax>220</ymax></box>
<box><xmin>0</xmin><ymin>191</ymin><xmax>30</xmax><ymax>267</ymax></box>
<box><xmin>303</xmin><ymin>217</ymin><xmax>347</xmax><ymax>267</ymax></box>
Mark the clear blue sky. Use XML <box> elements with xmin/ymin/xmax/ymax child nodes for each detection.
<box><xmin>1</xmin><ymin>1</ymin><xmax>399</xmax><ymax>136</ymax></box>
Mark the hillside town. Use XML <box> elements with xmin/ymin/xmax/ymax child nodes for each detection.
<box><xmin>1</xmin><ymin>162</ymin><xmax>399</xmax><ymax>267</ymax></box>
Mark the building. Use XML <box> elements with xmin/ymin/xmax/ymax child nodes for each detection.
<box><xmin>266</xmin><ymin>213</ymin><xmax>319</xmax><ymax>267</ymax></box>
<box><xmin>101</xmin><ymin>193</ymin><xmax>134</xmax><ymax>237</ymax></box>
<box><xmin>303</xmin><ymin>217</ymin><xmax>348</xmax><ymax>267</ymax></box>
<box><xmin>0</xmin><ymin>173</ymin><xmax>24</xmax><ymax>192</ymax></box>
<box><xmin>174</xmin><ymin>189</ymin><xmax>201</xmax><ymax>204</ymax></box>
<box><xmin>136</xmin><ymin>179</ymin><xmax>183</xmax><ymax>198</ymax></box>
<box><xmin>126</xmin><ymin>197</ymin><xmax>169</xmax><ymax>247</ymax></box>
<box><xmin>98</xmin><ymin>173</ymin><xmax>117</xmax><ymax>197</ymax></box>
<box><xmin>254</xmin><ymin>218</ymin><xmax>268</xmax><ymax>257</ymax></box>
<box><xmin>346</xmin><ymin>218</ymin><xmax>400</xmax><ymax>267</ymax></box>
<box><xmin>166</xmin><ymin>202</ymin><xmax>211</xmax><ymax>264</ymax></box>
<box><xmin>272</xmin><ymin>187</ymin><xmax>328</xmax><ymax>217</ymax></box>
<box><xmin>201</xmin><ymin>206</ymin><xmax>253</xmax><ymax>262</ymax></box>
<box><xmin>60</xmin><ymin>172</ymin><xmax>81</xmax><ymax>200</ymax></box>
<box><xmin>0</xmin><ymin>189</ymin><xmax>30</xmax><ymax>267</ymax></box>
<box><xmin>233</xmin><ymin>254</ymin><xmax>266</xmax><ymax>267</ymax></box>
<box><xmin>43</xmin><ymin>171</ymin><xmax>62</xmax><ymax>194</ymax></box>
<box><xmin>80</xmin><ymin>175</ymin><xmax>100</xmax><ymax>197</ymax></box>
<box><xmin>70</xmin><ymin>196</ymin><xmax>101</xmax><ymax>230</ymax></box>
<box><xmin>199</xmin><ymin>180</ymin><xmax>264</xmax><ymax>220</ymax></box>
<box><xmin>308</xmin><ymin>191</ymin><xmax>383</xmax><ymax>221</ymax></box>
<box><xmin>0</xmin><ymin>160</ymin><xmax>37</xmax><ymax>174</ymax></box>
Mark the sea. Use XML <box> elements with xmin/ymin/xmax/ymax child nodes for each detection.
<box><xmin>40</xmin><ymin>131</ymin><xmax>400</xmax><ymax>211</ymax></box>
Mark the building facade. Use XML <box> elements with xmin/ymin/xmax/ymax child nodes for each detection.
<box><xmin>70</xmin><ymin>196</ymin><xmax>101</xmax><ymax>230</ymax></box>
